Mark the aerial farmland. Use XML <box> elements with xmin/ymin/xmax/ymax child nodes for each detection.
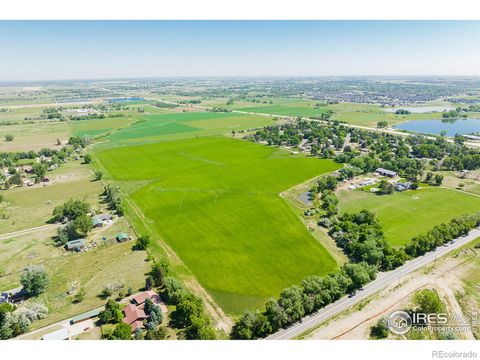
<box><xmin>1</xmin><ymin>76</ymin><xmax>480</xmax><ymax>342</ymax></box>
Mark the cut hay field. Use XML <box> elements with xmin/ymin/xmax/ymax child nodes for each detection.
<box><xmin>338</xmin><ymin>187</ymin><xmax>480</xmax><ymax>247</ymax></box>
<box><xmin>96</xmin><ymin>136</ymin><xmax>341</xmax><ymax>313</ymax></box>
<box><xmin>0</xmin><ymin>160</ymin><xmax>102</xmax><ymax>234</ymax></box>
<box><xmin>104</xmin><ymin>111</ymin><xmax>273</xmax><ymax>145</ymax></box>
<box><xmin>0</xmin><ymin>121</ymin><xmax>69</xmax><ymax>151</ymax></box>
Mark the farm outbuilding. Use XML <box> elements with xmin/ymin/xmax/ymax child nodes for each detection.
<box><xmin>65</xmin><ymin>238</ymin><xmax>86</xmax><ymax>251</ymax></box>
<box><xmin>375</xmin><ymin>168</ymin><xmax>398</xmax><ymax>178</ymax></box>
<box><xmin>116</xmin><ymin>233</ymin><xmax>129</xmax><ymax>243</ymax></box>
<box><xmin>70</xmin><ymin>308</ymin><xmax>102</xmax><ymax>324</ymax></box>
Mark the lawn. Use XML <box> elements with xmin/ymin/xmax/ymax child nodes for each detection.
<box><xmin>338</xmin><ymin>187</ymin><xmax>480</xmax><ymax>247</ymax></box>
<box><xmin>96</xmin><ymin>136</ymin><xmax>341</xmax><ymax>313</ymax></box>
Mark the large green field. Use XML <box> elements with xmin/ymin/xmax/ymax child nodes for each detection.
<box><xmin>69</xmin><ymin>116</ymin><xmax>136</xmax><ymax>137</ymax></box>
<box><xmin>96</xmin><ymin>136</ymin><xmax>341</xmax><ymax>313</ymax></box>
<box><xmin>338</xmin><ymin>187</ymin><xmax>480</xmax><ymax>247</ymax></box>
<box><xmin>103</xmin><ymin>111</ymin><xmax>273</xmax><ymax>146</ymax></box>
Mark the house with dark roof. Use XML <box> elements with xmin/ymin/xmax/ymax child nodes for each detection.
<box><xmin>375</xmin><ymin>168</ymin><xmax>398</xmax><ymax>178</ymax></box>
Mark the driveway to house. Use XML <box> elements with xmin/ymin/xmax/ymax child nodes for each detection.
<box><xmin>0</xmin><ymin>224</ymin><xmax>60</xmax><ymax>241</ymax></box>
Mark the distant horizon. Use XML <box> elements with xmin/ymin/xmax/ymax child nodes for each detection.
<box><xmin>2</xmin><ymin>74</ymin><xmax>480</xmax><ymax>85</ymax></box>
<box><xmin>1</xmin><ymin>21</ymin><xmax>479</xmax><ymax>82</ymax></box>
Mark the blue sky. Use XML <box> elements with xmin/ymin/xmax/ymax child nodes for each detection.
<box><xmin>0</xmin><ymin>21</ymin><xmax>479</xmax><ymax>81</ymax></box>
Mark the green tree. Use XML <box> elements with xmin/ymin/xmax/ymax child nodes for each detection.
<box><xmin>145</xmin><ymin>327</ymin><xmax>167</xmax><ymax>340</ymax></box>
<box><xmin>185</xmin><ymin>315</ymin><xmax>216</xmax><ymax>340</ymax></box>
<box><xmin>133</xmin><ymin>234</ymin><xmax>150</xmax><ymax>251</ymax></box>
<box><xmin>32</xmin><ymin>163</ymin><xmax>47</xmax><ymax>180</ymax></box>
<box><xmin>94</xmin><ymin>170</ymin><xmax>103</xmax><ymax>181</ymax></box>
<box><xmin>99</xmin><ymin>299</ymin><xmax>123</xmax><ymax>324</ymax></box>
<box><xmin>74</xmin><ymin>288</ymin><xmax>86</xmax><ymax>303</ymax></box>
<box><xmin>72</xmin><ymin>213</ymin><xmax>93</xmax><ymax>237</ymax></box>
<box><xmin>5</xmin><ymin>134</ymin><xmax>14</xmax><ymax>141</ymax></box>
<box><xmin>414</xmin><ymin>289</ymin><xmax>445</xmax><ymax>314</ymax></box>
<box><xmin>277</xmin><ymin>285</ymin><xmax>305</xmax><ymax>323</ymax></box>
<box><xmin>377</xmin><ymin>120</ymin><xmax>388</xmax><ymax>129</ymax></box>
<box><xmin>149</xmin><ymin>259</ymin><xmax>170</xmax><ymax>288</ymax></box>
<box><xmin>52</xmin><ymin>199</ymin><xmax>90</xmax><ymax>222</ymax></box>
<box><xmin>370</xmin><ymin>317</ymin><xmax>389</xmax><ymax>339</ymax></box>
<box><xmin>163</xmin><ymin>277</ymin><xmax>187</xmax><ymax>305</ymax></box>
<box><xmin>83</xmin><ymin>154</ymin><xmax>92</xmax><ymax>164</ymax></box>
<box><xmin>379</xmin><ymin>180</ymin><xmax>394</xmax><ymax>195</ymax></box>
<box><xmin>20</xmin><ymin>266</ymin><xmax>49</xmax><ymax>297</ymax></box>
<box><xmin>108</xmin><ymin>322</ymin><xmax>131</xmax><ymax>340</ymax></box>
<box><xmin>434</xmin><ymin>174</ymin><xmax>444</xmax><ymax>186</ymax></box>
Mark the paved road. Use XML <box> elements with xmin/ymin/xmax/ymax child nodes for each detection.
<box><xmin>267</xmin><ymin>227</ymin><xmax>480</xmax><ymax>340</ymax></box>
<box><xmin>0</xmin><ymin>224</ymin><xmax>60</xmax><ymax>241</ymax></box>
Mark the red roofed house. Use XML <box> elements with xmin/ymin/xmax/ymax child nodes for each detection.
<box><xmin>122</xmin><ymin>303</ymin><xmax>147</xmax><ymax>332</ymax></box>
<box><xmin>132</xmin><ymin>290</ymin><xmax>158</xmax><ymax>306</ymax></box>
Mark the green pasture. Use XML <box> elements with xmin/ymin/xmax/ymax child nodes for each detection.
<box><xmin>96</xmin><ymin>136</ymin><xmax>341</xmax><ymax>313</ymax></box>
<box><xmin>104</xmin><ymin>111</ymin><xmax>273</xmax><ymax>145</ymax></box>
<box><xmin>69</xmin><ymin>116</ymin><xmax>137</xmax><ymax>137</ymax></box>
<box><xmin>338</xmin><ymin>187</ymin><xmax>480</xmax><ymax>247</ymax></box>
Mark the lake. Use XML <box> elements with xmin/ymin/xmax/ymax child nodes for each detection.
<box><xmin>395</xmin><ymin>118</ymin><xmax>480</xmax><ymax>136</ymax></box>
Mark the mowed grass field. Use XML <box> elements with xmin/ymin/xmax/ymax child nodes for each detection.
<box><xmin>0</xmin><ymin>121</ymin><xmax>70</xmax><ymax>151</ymax></box>
<box><xmin>338</xmin><ymin>187</ymin><xmax>480</xmax><ymax>247</ymax></box>
<box><xmin>96</xmin><ymin>136</ymin><xmax>341</xmax><ymax>313</ymax></box>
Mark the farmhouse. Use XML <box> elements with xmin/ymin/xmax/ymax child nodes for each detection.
<box><xmin>122</xmin><ymin>290</ymin><xmax>166</xmax><ymax>333</ymax></box>
<box><xmin>122</xmin><ymin>304</ymin><xmax>147</xmax><ymax>332</ymax></box>
<box><xmin>65</xmin><ymin>238</ymin><xmax>86</xmax><ymax>251</ymax></box>
<box><xmin>132</xmin><ymin>290</ymin><xmax>159</xmax><ymax>306</ymax></box>
<box><xmin>375</xmin><ymin>168</ymin><xmax>398</xmax><ymax>178</ymax></box>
